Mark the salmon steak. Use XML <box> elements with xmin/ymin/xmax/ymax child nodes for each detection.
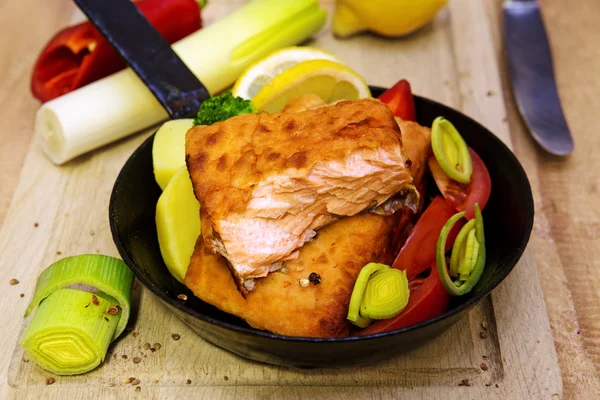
<box><xmin>185</xmin><ymin>99</ymin><xmax>419</xmax><ymax>293</ymax></box>
<box><xmin>184</xmin><ymin>113</ymin><xmax>432</xmax><ymax>337</ymax></box>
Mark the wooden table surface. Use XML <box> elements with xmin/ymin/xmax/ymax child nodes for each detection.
<box><xmin>0</xmin><ymin>0</ymin><xmax>598</xmax><ymax>398</ymax></box>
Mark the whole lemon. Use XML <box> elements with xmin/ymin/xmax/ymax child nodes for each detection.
<box><xmin>332</xmin><ymin>0</ymin><xmax>448</xmax><ymax>38</ymax></box>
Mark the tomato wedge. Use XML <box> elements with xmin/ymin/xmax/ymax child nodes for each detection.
<box><xmin>392</xmin><ymin>196</ymin><xmax>465</xmax><ymax>280</ymax></box>
<box><xmin>378</xmin><ymin>79</ymin><xmax>416</xmax><ymax>121</ymax></box>
<box><xmin>429</xmin><ymin>148</ymin><xmax>491</xmax><ymax>220</ymax></box>
<box><xmin>357</xmin><ymin>266</ymin><xmax>450</xmax><ymax>335</ymax></box>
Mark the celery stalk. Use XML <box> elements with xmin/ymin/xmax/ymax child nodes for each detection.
<box><xmin>35</xmin><ymin>0</ymin><xmax>327</xmax><ymax>165</ymax></box>
<box><xmin>21</xmin><ymin>289</ymin><xmax>120</xmax><ymax>375</ymax></box>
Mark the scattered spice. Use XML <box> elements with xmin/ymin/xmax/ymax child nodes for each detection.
<box><xmin>22</xmin><ymin>356</ymin><xmax>30</xmax><ymax>363</ymax></box>
<box><xmin>458</xmin><ymin>378</ymin><xmax>471</xmax><ymax>387</ymax></box>
<box><xmin>480</xmin><ymin>332</ymin><xmax>488</xmax><ymax>339</ymax></box>
<box><xmin>104</xmin><ymin>317</ymin><xmax>110</xmax><ymax>322</ymax></box>
<box><xmin>46</xmin><ymin>377</ymin><xmax>56</xmax><ymax>385</ymax></box>
<box><xmin>19</xmin><ymin>293</ymin><xmax>24</xmax><ymax>298</ymax></box>
<box><xmin>281</xmin><ymin>266</ymin><xmax>288</xmax><ymax>274</ymax></box>
<box><xmin>186</xmin><ymin>379</ymin><xmax>192</xmax><ymax>385</ymax></box>
<box><xmin>133</xmin><ymin>356</ymin><xmax>142</xmax><ymax>364</ymax></box>
<box><xmin>135</xmin><ymin>386</ymin><xmax>141</xmax><ymax>393</ymax></box>
<box><xmin>171</xmin><ymin>333</ymin><xmax>181</xmax><ymax>341</ymax></box>
<box><xmin>150</xmin><ymin>348</ymin><xmax>156</xmax><ymax>353</ymax></box>
<box><xmin>122</xmin><ymin>355</ymin><xmax>128</xmax><ymax>360</ymax></box>
<box><xmin>89</xmin><ymin>230</ymin><xmax>95</xmax><ymax>236</ymax></box>
<box><xmin>132</xmin><ymin>331</ymin><xmax>140</xmax><ymax>338</ymax></box>
<box><xmin>485</xmin><ymin>383</ymin><xmax>491</xmax><ymax>387</ymax></box>
<box><xmin>131</xmin><ymin>378</ymin><xmax>141</xmax><ymax>385</ymax></box>
<box><xmin>113</xmin><ymin>353</ymin><xmax>117</xmax><ymax>360</ymax></box>
<box><xmin>34</xmin><ymin>222</ymin><xmax>39</xmax><ymax>228</ymax></box>
<box><xmin>92</xmin><ymin>294</ymin><xmax>100</xmax><ymax>305</ymax></box>
<box><xmin>495</xmin><ymin>384</ymin><xmax>499</xmax><ymax>388</ymax></box>
<box><xmin>56</xmin><ymin>251</ymin><xmax>62</xmax><ymax>255</ymax></box>
<box><xmin>481</xmin><ymin>321</ymin><xmax>488</xmax><ymax>330</ymax></box>
<box><xmin>224</xmin><ymin>376</ymin><xmax>229</xmax><ymax>381</ymax></box>
<box><xmin>177</xmin><ymin>294</ymin><xmax>188</xmax><ymax>301</ymax></box>
<box><xmin>482</xmin><ymin>355</ymin><xmax>489</xmax><ymax>360</ymax></box>
<box><xmin>143</xmin><ymin>343</ymin><xmax>151</xmax><ymax>350</ymax></box>
<box><xmin>122</xmin><ymin>377</ymin><xmax>134</xmax><ymax>384</ymax></box>
<box><xmin>486</xmin><ymin>90</ymin><xmax>495</xmax><ymax>96</ymax></box>
<box><xmin>299</xmin><ymin>278</ymin><xmax>310</xmax><ymax>287</ymax></box>
<box><xmin>405</xmin><ymin>159</ymin><xmax>413</xmax><ymax>168</ymax></box>
<box><xmin>109</xmin><ymin>383</ymin><xmax>116</xmax><ymax>387</ymax></box>
<box><xmin>9</xmin><ymin>279</ymin><xmax>19</xmax><ymax>285</ymax></box>
<box><xmin>283</xmin><ymin>281</ymin><xmax>291</xmax><ymax>288</ymax></box>
<box><xmin>153</xmin><ymin>380</ymin><xmax>159</xmax><ymax>384</ymax></box>
<box><xmin>85</xmin><ymin>302</ymin><xmax>91</xmax><ymax>308</ymax></box>
<box><xmin>480</xmin><ymin>363</ymin><xmax>489</xmax><ymax>371</ymax></box>
<box><xmin>153</xmin><ymin>343</ymin><xmax>162</xmax><ymax>350</ymax></box>
<box><xmin>308</xmin><ymin>272</ymin><xmax>321</xmax><ymax>285</ymax></box>
<box><xmin>106</xmin><ymin>306</ymin><xmax>120</xmax><ymax>315</ymax></box>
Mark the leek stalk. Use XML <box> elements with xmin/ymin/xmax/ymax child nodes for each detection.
<box><xmin>35</xmin><ymin>0</ymin><xmax>327</xmax><ymax>164</ymax></box>
<box><xmin>21</xmin><ymin>255</ymin><xmax>134</xmax><ymax>375</ymax></box>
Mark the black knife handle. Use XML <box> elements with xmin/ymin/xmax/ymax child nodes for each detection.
<box><xmin>75</xmin><ymin>0</ymin><xmax>209</xmax><ymax>119</ymax></box>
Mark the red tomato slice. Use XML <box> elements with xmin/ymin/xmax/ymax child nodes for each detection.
<box><xmin>357</xmin><ymin>266</ymin><xmax>450</xmax><ymax>335</ymax></box>
<box><xmin>378</xmin><ymin>79</ymin><xmax>416</xmax><ymax>121</ymax></box>
<box><xmin>429</xmin><ymin>148</ymin><xmax>491</xmax><ymax>220</ymax></box>
<box><xmin>392</xmin><ymin>196</ymin><xmax>465</xmax><ymax>280</ymax></box>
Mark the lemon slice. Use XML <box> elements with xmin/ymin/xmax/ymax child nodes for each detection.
<box><xmin>252</xmin><ymin>59</ymin><xmax>371</xmax><ymax>113</ymax></box>
<box><xmin>232</xmin><ymin>46</ymin><xmax>341</xmax><ymax>100</ymax></box>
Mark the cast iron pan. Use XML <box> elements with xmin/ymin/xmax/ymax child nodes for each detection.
<box><xmin>80</xmin><ymin>0</ymin><xmax>534</xmax><ymax>367</ymax></box>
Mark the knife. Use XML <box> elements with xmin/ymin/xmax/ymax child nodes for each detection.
<box><xmin>503</xmin><ymin>0</ymin><xmax>574</xmax><ymax>155</ymax></box>
<box><xmin>74</xmin><ymin>0</ymin><xmax>210</xmax><ymax>119</ymax></box>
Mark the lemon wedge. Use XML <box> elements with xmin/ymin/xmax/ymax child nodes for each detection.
<box><xmin>251</xmin><ymin>59</ymin><xmax>371</xmax><ymax>113</ymax></box>
<box><xmin>232</xmin><ymin>46</ymin><xmax>341</xmax><ymax>100</ymax></box>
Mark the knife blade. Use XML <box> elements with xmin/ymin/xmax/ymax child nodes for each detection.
<box><xmin>503</xmin><ymin>0</ymin><xmax>574</xmax><ymax>155</ymax></box>
<box><xmin>74</xmin><ymin>0</ymin><xmax>210</xmax><ymax>119</ymax></box>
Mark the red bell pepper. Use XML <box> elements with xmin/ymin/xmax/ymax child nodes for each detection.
<box><xmin>378</xmin><ymin>79</ymin><xmax>417</xmax><ymax>121</ymax></box>
<box><xmin>391</xmin><ymin>196</ymin><xmax>465</xmax><ymax>280</ymax></box>
<box><xmin>357</xmin><ymin>266</ymin><xmax>450</xmax><ymax>335</ymax></box>
<box><xmin>428</xmin><ymin>148</ymin><xmax>492</xmax><ymax>220</ymax></box>
<box><xmin>31</xmin><ymin>0</ymin><xmax>202</xmax><ymax>103</ymax></box>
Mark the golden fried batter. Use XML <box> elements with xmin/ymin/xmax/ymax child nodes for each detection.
<box><xmin>186</xmin><ymin>99</ymin><xmax>418</xmax><ymax>292</ymax></box>
<box><xmin>184</xmin><ymin>117</ymin><xmax>432</xmax><ymax>337</ymax></box>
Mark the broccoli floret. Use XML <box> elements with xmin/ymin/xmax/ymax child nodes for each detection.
<box><xmin>193</xmin><ymin>92</ymin><xmax>257</xmax><ymax>126</ymax></box>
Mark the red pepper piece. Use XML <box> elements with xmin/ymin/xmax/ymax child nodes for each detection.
<box><xmin>31</xmin><ymin>0</ymin><xmax>202</xmax><ymax>102</ymax></box>
<box><xmin>378</xmin><ymin>79</ymin><xmax>417</xmax><ymax>122</ymax></box>
<box><xmin>356</xmin><ymin>266</ymin><xmax>450</xmax><ymax>335</ymax></box>
<box><xmin>391</xmin><ymin>196</ymin><xmax>465</xmax><ymax>280</ymax></box>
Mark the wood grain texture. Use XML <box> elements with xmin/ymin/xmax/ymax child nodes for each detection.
<box><xmin>2</xmin><ymin>0</ymin><xmax>595</xmax><ymax>398</ymax></box>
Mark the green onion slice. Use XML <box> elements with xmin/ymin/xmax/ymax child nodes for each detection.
<box><xmin>431</xmin><ymin>117</ymin><xmax>473</xmax><ymax>184</ymax></box>
<box><xmin>20</xmin><ymin>289</ymin><xmax>120</xmax><ymax>375</ymax></box>
<box><xmin>21</xmin><ymin>255</ymin><xmax>134</xmax><ymax>375</ymax></box>
<box><xmin>436</xmin><ymin>204</ymin><xmax>486</xmax><ymax>296</ymax></box>
<box><xmin>360</xmin><ymin>269</ymin><xmax>409</xmax><ymax>320</ymax></box>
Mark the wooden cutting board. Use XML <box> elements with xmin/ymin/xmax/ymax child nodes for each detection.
<box><xmin>0</xmin><ymin>1</ymin><xmax>562</xmax><ymax>398</ymax></box>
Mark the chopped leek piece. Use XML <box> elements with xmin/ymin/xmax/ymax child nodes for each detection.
<box><xmin>449</xmin><ymin>217</ymin><xmax>474</xmax><ymax>277</ymax></box>
<box><xmin>436</xmin><ymin>204</ymin><xmax>486</xmax><ymax>296</ymax></box>
<box><xmin>431</xmin><ymin>117</ymin><xmax>473</xmax><ymax>184</ymax></box>
<box><xmin>347</xmin><ymin>262</ymin><xmax>388</xmax><ymax>324</ymax></box>
<box><xmin>360</xmin><ymin>269</ymin><xmax>409</xmax><ymax>320</ymax></box>
<box><xmin>24</xmin><ymin>255</ymin><xmax>134</xmax><ymax>340</ymax></box>
<box><xmin>21</xmin><ymin>289</ymin><xmax>120</xmax><ymax>376</ymax></box>
<box><xmin>21</xmin><ymin>255</ymin><xmax>134</xmax><ymax>375</ymax></box>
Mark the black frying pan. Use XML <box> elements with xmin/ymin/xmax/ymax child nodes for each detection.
<box><xmin>79</xmin><ymin>0</ymin><xmax>534</xmax><ymax>367</ymax></box>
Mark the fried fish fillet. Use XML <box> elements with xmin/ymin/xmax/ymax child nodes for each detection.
<box><xmin>186</xmin><ymin>99</ymin><xmax>418</xmax><ymax>292</ymax></box>
<box><xmin>184</xmin><ymin>118</ymin><xmax>432</xmax><ymax>337</ymax></box>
